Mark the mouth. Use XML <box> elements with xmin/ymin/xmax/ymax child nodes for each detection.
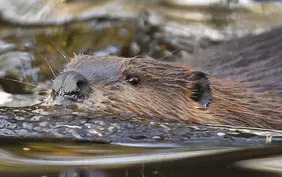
<box><xmin>51</xmin><ymin>89</ymin><xmax>89</xmax><ymax>103</ymax></box>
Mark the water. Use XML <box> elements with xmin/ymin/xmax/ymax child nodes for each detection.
<box><xmin>0</xmin><ymin>139</ymin><xmax>281</xmax><ymax>177</ymax></box>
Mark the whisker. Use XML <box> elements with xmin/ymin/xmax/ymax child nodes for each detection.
<box><xmin>0</xmin><ymin>77</ymin><xmax>39</xmax><ymax>88</ymax></box>
<box><xmin>133</xmin><ymin>55</ymin><xmax>141</xmax><ymax>59</ymax></box>
<box><xmin>0</xmin><ymin>77</ymin><xmax>49</xmax><ymax>96</ymax></box>
<box><xmin>26</xmin><ymin>44</ymin><xmax>57</xmax><ymax>78</ymax></box>
<box><xmin>193</xmin><ymin>62</ymin><xmax>203</xmax><ymax>70</ymax></box>
<box><xmin>193</xmin><ymin>56</ymin><xmax>206</xmax><ymax>70</ymax></box>
<box><xmin>157</xmin><ymin>47</ymin><xmax>180</xmax><ymax>61</ymax></box>
<box><xmin>47</xmin><ymin>35</ymin><xmax>70</xmax><ymax>62</ymax></box>
<box><xmin>134</xmin><ymin>51</ymin><xmax>151</xmax><ymax>59</ymax></box>
<box><xmin>37</xmin><ymin>53</ymin><xmax>57</xmax><ymax>78</ymax></box>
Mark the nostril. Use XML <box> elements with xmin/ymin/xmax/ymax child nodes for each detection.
<box><xmin>52</xmin><ymin>71</ymin><xmax>90</xmax><ymax>99</ymax></box>
<box><xmin>76</xmin><ymin>80</ymin><xmax>90</xmax><ymax>98</ymax></box>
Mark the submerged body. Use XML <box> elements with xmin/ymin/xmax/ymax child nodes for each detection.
<box><xmin>51</xmin><ymin>27</ymin><xmax>282</xmax><ymax>130</ymax></box>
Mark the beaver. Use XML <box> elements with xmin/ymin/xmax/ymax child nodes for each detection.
<box><xmin>50</xmin><ymin>27</ymin><xmax>282</xmax><ymax>130</ymax></box>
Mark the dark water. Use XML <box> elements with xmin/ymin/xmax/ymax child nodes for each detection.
<box><xmin>0</xmin><ymin>0</ymin><xmax>282</xmax><ymax>176</ymax></box>
<box><xmin>1</xmin><ymin>139</ymin><xmax>282</xmax><ymax>177</ymax></box>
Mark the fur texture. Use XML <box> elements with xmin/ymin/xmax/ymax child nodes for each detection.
<box><xmin>52</xmin><ymin>54</ymin><xmax>282</xmax><ymax>129</ymax></box>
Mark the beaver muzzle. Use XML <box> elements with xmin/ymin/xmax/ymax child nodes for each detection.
<box><xmin>52</xmin><ymin>71</ymin><xmax>91</xmax><ymax>100</ymax></box>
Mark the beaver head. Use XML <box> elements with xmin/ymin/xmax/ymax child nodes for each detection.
<box><xmin>51</xmin><ymin>55</ymin><xmax>212</xmax><ymax>122</ymax></box>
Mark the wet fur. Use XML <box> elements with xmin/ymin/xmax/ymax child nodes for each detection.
<box><xmin>53</xmin><ymin>27</ymin><xmax>282</xmax><ymax>130</ymax></box>
<box><xmin>188</xmin><ymin>27</ymin><xmax>282</xmax><ymax>129</ymax></box>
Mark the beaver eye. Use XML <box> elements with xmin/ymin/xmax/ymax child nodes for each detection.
<box><xmin>126</xmin><ymin>76</ymin><xmax>140</xmax><ymax>86</ymax></box>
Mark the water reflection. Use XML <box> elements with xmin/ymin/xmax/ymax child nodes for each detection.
<box><xmin>0</xmin><ymin>140</ymin><xmax>281</xmax><ymax>177</ymax></box>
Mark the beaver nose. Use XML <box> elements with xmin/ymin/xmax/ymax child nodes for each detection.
<box><xmin>52</xmin><ymin>71</ymin><xmax>90</xmax><ymax>99</ymax></box>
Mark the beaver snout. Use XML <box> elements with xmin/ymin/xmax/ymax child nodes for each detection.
<box><xmin>52</xmin><ymin>71</ymin><xmax>91</xmax><ymax>100</ymax></box>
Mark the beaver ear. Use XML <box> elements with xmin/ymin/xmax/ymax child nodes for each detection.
<box><xmin>188</xmin><ymin>71</ymin><xmax>212</xmax><ymax>109</ymax></box>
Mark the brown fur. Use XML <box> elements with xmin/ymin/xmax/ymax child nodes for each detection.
<box><xmin>204</xmin><ymin>79</ymin><xmax>281</xmax><ymax>129</ymax></box>
<box><xmin>52</xmin><ymin>54</ymin><xmax>282</xmax><ymax>130</ymax></box>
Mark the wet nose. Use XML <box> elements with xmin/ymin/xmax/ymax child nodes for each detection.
<box><xmin>52</xmin><ymin>71</ymin><xmax>90</xmax><ymax>99</ymax></box>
